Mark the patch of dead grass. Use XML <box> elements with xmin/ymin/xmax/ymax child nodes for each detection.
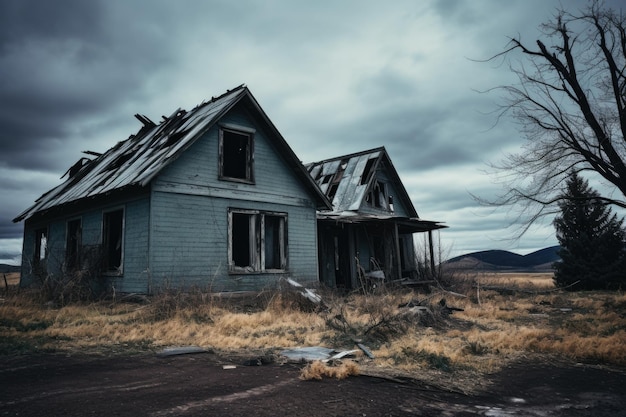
<box><xmin>300</xmin><ymin>360</ymin><xmax>360</xmax><ymax>380</ymax></box>
<box><xmin>1</xmin><ymin>274</ymin><xmax>625</xmax><ymax>380</ymax></box>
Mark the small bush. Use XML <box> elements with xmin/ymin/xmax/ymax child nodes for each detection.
<box><xmin>299</xmin><ymin>360</ymin><xmax>360</xmax><ymax>380</ymax></box>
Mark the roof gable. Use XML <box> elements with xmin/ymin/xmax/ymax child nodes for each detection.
<box><xmin>14</xmin><ymin>85</ymin><xmax>330</xmax><ymax>222</ymax></box>
<box><xmin>306</xmin><ymin>147</ymin><xmax>418</xmax><ymax>217</ymax></box>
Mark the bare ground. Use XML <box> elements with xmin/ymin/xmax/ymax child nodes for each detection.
<box><xmin>1</xmin><ymin>351</ymin><xmax>625</xmax><ymax>416</ymax></box>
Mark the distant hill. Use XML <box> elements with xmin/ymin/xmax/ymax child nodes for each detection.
<box><xmin>0</xmin><ymin>264</ymin><xmax>21</xmax><ymax>273</ymax></box>
<box><xmin>444</xmin><ymin>246</ymin><xmax>560</xmax><ymax>272</ymax></box>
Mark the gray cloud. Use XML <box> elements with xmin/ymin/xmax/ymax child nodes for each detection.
<box><xmin>3</xmin><ymin>0</ymin><xmax>609</xmax><ymax>263</ymax></box>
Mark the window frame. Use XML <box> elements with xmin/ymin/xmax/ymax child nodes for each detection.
<box><xmin>228</xmin><ymin>208</ymin><xmax>287</xmax><ymax>274</ymax></box>
<box><xmin>102</xmin><ymin>207</ymin><xmax>125</xmax><ymax>276</ymax></box>
<box><xmin>366</xmin><ymin>180</ymin><xmax>390</xmax><ymax>210</ymax></box>
<box><xmin>34</xmin><ymin>227</ymin><xmax>48</xmax><ymax>266</ymax></box>
<box><xmin>218</xmin><ymin>125</ymin><xmax>255</xmax><ymax>184</ymax></box>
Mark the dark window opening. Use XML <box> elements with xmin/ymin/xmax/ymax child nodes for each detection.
<box><xmin>229</xmin><ymin>210</ymin><xmax>286</xmax><ymax>272</ymax></box>
<box><xmin>103</xmin><ymin>209</ymin><xmax>124</xmax><ymax>273</ymax></box>
<box><xmin>367</xmin><ymin>180</ymin><xmax>389</xmax><ymax>210</ymax></box>
<box><xmin>232</xmin><ymin>213</ymin><xmax>252</xmax><ymax>268</ymax></box>
<box><xmin>66</xmin><ymin>219</ymin><xmax>82</xmax><ymax>269</ymax></box>
<box><xmin>220</xmin><ymin>129</ymin><xmax>253</xmax><ymax>181</ymax></box>
<box><xmin>361</xmin><ymin>158</ymin><xmax>377</xmax><ymax>185</ymax></box>
<box><xmin>264</xmin><ymin>215</ymin><xmax>285</xmax><ymax>270</ymax></box>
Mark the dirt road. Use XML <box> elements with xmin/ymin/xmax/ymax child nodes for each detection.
<box><xmin>1</xmin><ymin>352</ymin><xmax>625</xmax><ymax>416</ymax></box>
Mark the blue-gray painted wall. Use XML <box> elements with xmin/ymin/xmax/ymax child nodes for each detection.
<box><xmin>20</xmin><ymin>102</ymin><xmax>320</xmax><ymax>294</ymax></box>
<box><xmin>149</xmin><ymin>105</ymin><xmax>319</xmax><ymax>291</ymax></box>
<box><xmin>20</xmin><ymin>196</ymin><xmax>150</xmax><ymax>293</ymax></box>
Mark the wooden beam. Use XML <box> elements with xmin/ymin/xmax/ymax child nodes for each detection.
<box><xmin>393</xmin><ymin>222</ymin><xmax>402</xmax><ymax>281</ymax></box>
<box><xmin>428</xmin><ymin>230</ymin><xmax>435</xmax><ymax>277</ymax></box>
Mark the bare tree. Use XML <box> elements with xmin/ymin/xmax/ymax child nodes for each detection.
<box><xmin>481</xmin><ymin>1</ymin><xmax>626</xmax><ymax>234</ymax></box>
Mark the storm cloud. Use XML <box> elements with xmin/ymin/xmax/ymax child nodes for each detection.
<box><xmin>2</xmin><ymin>0</ymin><xmax>620</xmax><ymax>264</ymax></box>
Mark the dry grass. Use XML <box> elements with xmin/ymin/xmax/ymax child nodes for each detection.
<box><xmin>1</xmin><ymin>272</ymin><xmax>20</xmax><ymax>288</ymax></box>
<box><xmin>1</xmin><ymin>273</ymin><xmax>625</xmax><ymax>381</ymax></box>
<box><xmin>299</xmin><ymin>360</ymin><xmax>360</xmax><ymax>380</ymax></box>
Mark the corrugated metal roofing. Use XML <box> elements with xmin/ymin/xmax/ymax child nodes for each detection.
<box><xmin>14</xmin><ymin>85</ymin><xmax>330</xmax><ymax>222</ymax></box>
<box><xmin>306</xmin><ymin>148</ymin><xmax>383</xmax><ymax>213</ymax></box>
<box><xmin>306</xmin><ymin>147</ymin><xmax>447</xmax><ymax>231</ymax></box>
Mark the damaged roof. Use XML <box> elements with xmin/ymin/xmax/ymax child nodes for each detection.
<box><xmin>306</xmin><ymin>147</ymin><xmax>446</xmax><ymax>232</ymax></box>
<box><xmin>14</xmin><ymin>85</ymin><xmax>330</xmax><ymax>222</ymax></box>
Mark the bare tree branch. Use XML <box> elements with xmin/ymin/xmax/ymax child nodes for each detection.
<box><xmin>477</xmin><ymin>0</ymin><xmax>626</xmax><ymax>236</ymax></box>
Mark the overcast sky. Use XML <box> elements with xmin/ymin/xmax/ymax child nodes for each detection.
<box><xmin>1</xmin><ymin>0</ymin><xmax>621</xmax><ymax>265</ymax></box>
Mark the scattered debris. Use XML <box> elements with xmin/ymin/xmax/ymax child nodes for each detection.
<box><xmin>157</xmin><ymin>346</ymin><xmax>209</xmax><ymax>357</ymax></box>
<box><xmin>356</xmin><ymin>343</ymin><xmax>375</xmax><ymax>359</ymax></box>
<box><xmin>439</xmin><ymin>298</ymin><xmax>464</xmax><ymax>315</ymax></box>
<box><xmin>242</xmin><ymin>356</ymin><xmax>275</xmax><ymax>366</ymax></box>
<box><xmin>283</xmin><ymin>278</ymin><xmax>323</xmax><ymax>305</ymax></box>
<box><xmin>280</xmin><ymin>347</ymin><xmax>335</xmax><ymax>361</ymax></box>
<box><xmin>280</xmin><ymin>347</ymin><xmax>358</xmax><ymax>362</ymax></box>
<box><xmin>222</xmin><ymin>365</ymin><xmax>237</xmax><ymax>370</ymax></box>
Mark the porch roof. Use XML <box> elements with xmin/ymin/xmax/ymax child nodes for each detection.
<box><xmin>317</xmin><ymin>211</ymin><xmax>447</xmax><ymax>233</ymax></box>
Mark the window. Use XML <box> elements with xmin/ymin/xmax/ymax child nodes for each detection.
<box><xmin>34</xmin><ymin>228</ymin><xmax>48</xmax><ymax>265</ymax></box>
<box><xmin>66</xmin><ymin>219</ymin><xmax>82</xmax><ymax>269</ymax></box>
<box><xmin>102</xmin><ymin>209</ymin><xmax>124</xmax><ymax>274</ymax></box>
<box><xmin>228</xmin><ymin>209</ymin><xmax>287</xmax><ymax>272</ymax></box>
<box><xmin>219</xmin><ymin>128</ymin><xmax>254</xmax><ymax>182</ymax></box>
<box><xmin>366</xmin><ymin>180</ymin><xmax>390</xmax><ymax>210</ymax></box>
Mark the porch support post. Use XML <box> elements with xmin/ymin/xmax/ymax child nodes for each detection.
<box><xmin>428</xmin><ymin>230</ymin><xmax>435</xmax><ymax>277</ymax></box>
<box><xmin>393</xmin><ymin>222</ymin><xmax>402</xmax><ymax>281</ymax></box>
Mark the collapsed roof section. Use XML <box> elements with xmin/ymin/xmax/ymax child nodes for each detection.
<box><xmin>14</xmin><ymin>85</ymin><xmax>330</xmax><ymax>223</ymax></box>
<box><xmin>306</xmin><ymin>147</ymin><xmax>447</xmax><ymax>233</ymax></box>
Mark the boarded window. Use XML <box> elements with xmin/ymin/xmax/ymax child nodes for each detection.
<box><xmin>229</xmin><ymin>209</ymin><xmax>287</xmax><ymax>272</ymax></box>
<box><xmin>34</xmin><ymin>228</ymin><xmax>48</xmax><ymax>264</ymax></box>
<box><xmin>220</xmin><ymin>129</ymin><xmax>253</xmax><ymax>182</ymax></box>
<box><xmin>103</xmin><ymin>209</ymin><xmax>124</xmax><ymax>274</ymax></box>
<box><xmin>66</xmin><ymin>219</ymin><xmax>82</xmax><ymax>269</ymax></box>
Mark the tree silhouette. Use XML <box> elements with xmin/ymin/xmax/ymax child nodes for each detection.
<box><xmin>479</xmin><ymin>1</ymin><xmax>626</xmax><ymax>236</ymax></box>
<box><xmin>553</xmin><ymin>171</ymin><xmax>626</xmax><ymax>290</ymax></box>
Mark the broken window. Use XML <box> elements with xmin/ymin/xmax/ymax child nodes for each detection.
<box><xmin>34</xmin><ymin>228</ymin><xmax>48</xmax><ymax>265</ymax></box>
<box><xmin>229</xmin><ymin>209</ymin><xmax>287</xmax><ymax>272</ymax></box>
<box><xmin>66</xmin><ymin>218</ymin><xmax>82</xmax><ymax>269</ymax></box>
<box><xmin>102</xmin><ymin>209</ymin><xmax>124</xmax><ymax>274</ymax></box>
<box><xmin>366</xmin><ymin>180</ymin><xmax>389</xmax><ymax>210</ymax></box>
<box><xmin>360</xmin><ymin>158</ymin><xmax>377</xmax><ymax>185</ymax></box>
<box><xmin>219</xmin><ymin>128</ymin><xmax>253</xmax><ymax>182</ymax></box>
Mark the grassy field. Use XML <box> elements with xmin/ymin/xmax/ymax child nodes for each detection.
<box><xmin>1</xmin><ymin>272</ymin><xmax>625</xmax><ymax>385</ymax></box>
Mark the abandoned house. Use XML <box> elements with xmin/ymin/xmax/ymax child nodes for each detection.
<box><xmin>307</xmin><ymin>148</ymin><xmax>447</xmax><ymax>289</ymax></box>
<box><xmin>14</xmin><ymin>85</ymin><xmax>446</xmax><ymax>295</ymax></box>
<box><xmin>13</xmin><ymin>85</ymin><xmax>331</xmax><ymax>294</ymax></box>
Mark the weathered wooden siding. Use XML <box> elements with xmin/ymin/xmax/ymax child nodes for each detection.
<box><xmin>153</xmin><ymin>107</ymin><xmax>315</xmax><ymax>208</ymax></box>
<box><xmin>149</xmin><ymin>103</ymin><xmax>319</xmax><ymax>292</ymax></box>
<box><xmin>149</xmin><ymin>193</ymin><xmax>318</xmax><ymax>291</ymax></box>
<box><xmin>19</xmin><ymin>196</ymin><xmax>150</xmax><ymax>293</ymax></box>
<box><xmin>112</xmin><ymin>198</ymin><xmax>150</xmax><ymax>293</ymax></box>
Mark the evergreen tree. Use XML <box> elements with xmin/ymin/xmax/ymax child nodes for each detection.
<box><xmin>553</xmin><ymin>172</ymin><xmax>626</xmax><ymax>290</ymax></box>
